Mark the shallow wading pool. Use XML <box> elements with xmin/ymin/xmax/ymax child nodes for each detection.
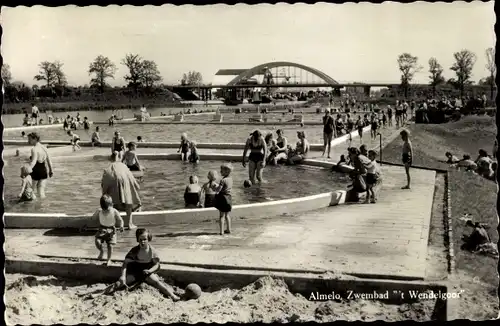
<box><xmin>3</xmin><ymin>157</ymin><xmax>350</xmax><ymax>214</ymax></box>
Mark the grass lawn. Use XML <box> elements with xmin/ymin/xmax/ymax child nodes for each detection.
<box><xmin>382</xmin><ymin>115</ymin><xmax>499</xmax><ymax>320</ymax></box>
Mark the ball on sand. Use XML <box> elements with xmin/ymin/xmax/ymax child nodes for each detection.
<box><xmin>184</xmin><ymin>283</ymin><xmax>202</xmax><ymax>300</ymax></box>
<box><xmin>244</xmin><ymin>180</ymin><xmax>252</xmax><ymax>188</ymax></box>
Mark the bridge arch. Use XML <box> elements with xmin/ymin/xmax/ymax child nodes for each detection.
<box><xmin>227</xmin><ymin>61</ymin><xmax>339</xmax><ymax>86</ymax></box>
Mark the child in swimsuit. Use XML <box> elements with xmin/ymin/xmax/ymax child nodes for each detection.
<box><xmin>201</xmin><ymin>170</ymin><xmax>218</xmax><ymax>208</ymax></box>
<box><xmin>212</xmin><ymin>163</ymin><xmax>233</xmax><ymax>235</ymax></box>
<box><xmin>178</xmin><ymin>133</ymin><xmax>190</xmax><ymax>162</ymax></box>
<box><xmin>94</xmin><ymin>195</ymin><xmax>124</xmax><ymax>266</ymax></box>
<box><xmin>137</xmin><ymin>136</ymin><xmax>145</xmax><ymax>143</ymax></box>
<box><xmin>83</xmin><ymin>117</ymin><xmax>90</xmax><ymax>130</ymax></box>
<box><xmin>184</xmin><ymin>175</ymin><xmax>201</xmax><ymax>208</ymax></box>
<box><xmin>112</xmin><ymin>228</ymin><xmax>179</xmax><ymax>301</ymax></box>
<box><xmin>122</xmin><ymin>142</ymin><xmax>143</xmax><ymax>171</ymax></box>
<box><xmin>400</xmin><ymin>129</ymin><xmax>413</xmax><ymax>189</ymax></box>
<box><xmin>112</xmin><ymin>131</ymin><xmax>126</xmax><ymax>159</ymax></box>
<box><xmin>188</xmin><ymin>141</ymin><xmax>200</xmax><ymax>164</ymax></box>
<box><xmin>21</xmin><ymin>131</ymin><xmax>26</xmax><ymax>138</ymax></box>
<box><xmin>68</xmin><ymin>130</ymin><xmax>81</xmax><ymax>151</ymax></box>
<box><xmin>18</xmin><ymin>164</ymin><xmax>35</xmax><ymax>202</ymax></box>
<box><xmin>91</xmin><ymin>126</ymin><xmax>101</xmax><ymax>147</ymax></box>
<box><xmin>365</xmin><ymin>150</ymin><xmax>381</xmax><ymax>204</ymax></box>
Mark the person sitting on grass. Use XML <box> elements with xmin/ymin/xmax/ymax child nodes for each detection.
<box><xmin>106</xmin><ymin>228</ymin><xmax>180</xmax><ymax>301</ymax></box>
<box><xmin>475</xmin><ymin>149</ymin><xmax>494</xmax><ymax>178</ymax></box>
<box><xmin>445</xmin><ymin>152</ymin><xmax>460</xmax><ymax>164</ymax></box>
<box><xmin>184</xmin><ymin>175</ymin><xmax>201</xmax><ymax>208</ymax></box>
<box><xmin>455</xmin><ymin>154</ymin><xmax>477</xmax><ymax>172</ymax></box>
<box><xmin>93</xmin><ymin>194</ymin><xmax>124</xmax><ymax>266</ymax></box>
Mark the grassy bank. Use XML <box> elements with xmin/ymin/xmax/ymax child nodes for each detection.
<box><xmin>381</xmin><ymin>116</ymin><xmax>498</xmax><ymax>320</ymax></box>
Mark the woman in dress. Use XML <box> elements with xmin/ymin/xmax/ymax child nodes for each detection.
<box><xmin>27</xmin><ymin>132</ymin><xmax>54</xmax><ymax>199</ymax></box>
<box><xmin>101</xmin><ymin>151</ymin><xmax>142</xmax><ymax>230</ymax></box>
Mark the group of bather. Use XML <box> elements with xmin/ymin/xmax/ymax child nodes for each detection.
<box><xmin>445</xmin><ymin>147</ymin><xmax>497</xmax><ymax>181</ymax></box>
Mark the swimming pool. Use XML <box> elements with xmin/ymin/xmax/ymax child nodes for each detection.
<box><xmin>3</xmin><ymin>158</ymin><xmax>350</xmax><ymax>214</ymax></box>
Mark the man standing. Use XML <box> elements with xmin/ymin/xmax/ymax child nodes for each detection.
<box><xmin>322</xmin><ymin>109</ymin><xmax>335</xmax><ymax>159</ymax></box>
<box><xmin>31</xmin><ymin>103</ymin><xmax>39</xmax><ymax>126</ymax></box>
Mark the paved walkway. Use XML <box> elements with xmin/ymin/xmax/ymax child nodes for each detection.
<box><xmin>5</xmin><ymin>164</ymin><xmax>435</xmax><ymax>280</ymax></box>
<box><xmin>6</xmin><ymin>118</ymin><xmax>436</xmax><ymax>280</ymax></box>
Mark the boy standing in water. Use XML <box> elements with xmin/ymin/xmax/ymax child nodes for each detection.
<box><xmin>94</xmin><ymin>195</ymin><xmax>124</xmax><ymax>266</ymax></box>
<box><xmin>212</xmin><ymin>163</ymin><xmax>233</xmax><ymax>235</ymax></box>
<box><xmin>400</xmin><ymin>129</ymin><xmax>413</xmax><ymax>189</ymax></box>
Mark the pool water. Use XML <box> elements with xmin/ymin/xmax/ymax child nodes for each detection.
<box><xmin>4</xmin><ymin>123</ymin><xmax>328</xmax><ymax>145</ymax></box>
<box><xmin>3</xmin><ymin>158</ymin><xmax>350</xmax><ymax>214</ymax></box>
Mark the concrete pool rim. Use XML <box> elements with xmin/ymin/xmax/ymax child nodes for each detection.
<box><xmin>4</xmin><ymin>152</ymin><xmax>355</xmax><ymax>229</ymax></box>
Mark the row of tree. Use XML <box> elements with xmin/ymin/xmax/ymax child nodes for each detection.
<box><xmin>1</xmin><ymin>54</ymin><xmax>205</xmax><ymax>95</ymax></box>
<box><xmin>397</xmin><ymin>48</ymin><xmax>496</xmax><ymax>98</ymax></box>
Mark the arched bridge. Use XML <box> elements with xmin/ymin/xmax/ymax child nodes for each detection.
<box><xmin>225</xmin><ymin>61</ymin><xmax>340</xmax><ymax>86</ymax></box>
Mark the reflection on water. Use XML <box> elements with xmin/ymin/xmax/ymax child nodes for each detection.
<box><xmin>3</xmin><ymin>159</ymin><xmax>350</xmax><ymax>214</ymax></box>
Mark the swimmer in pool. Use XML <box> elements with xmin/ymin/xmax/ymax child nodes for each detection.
<box><xmin>21</xmin><ymin>131</ymin><xmax>26</xmax><ymax>138</ymax></box>
<box><xmin>201</xmin><ymin>170</ymin><xmax>218</xmax><ymax>208</ymax></box>
<box><xmin>18</xmin><ymin>164</ymin><xmax>35</xmax><ymax>202</ymax></box>
<box><xmin>111</xmin><ymin>131</ymin><xmax>126</xmax><ymax>159</ymax></box>
<box><xmin>137</xmin><ymin>136</ymin><xmax>145</xmax><ymax>143</ymax></box>
<box><xmin>177</xmin><ymin>133</ymin><xmax>190</xmax><ymax>162</ymax></box>
<box><xmin>91</xmin><ymin>126</ymin><xmax>101</xmax><ymax>147</ymax></box>
<box><xmin>184</xmin><ymin>175</ymin><xmax>201</xmax><ymax>208</ymax></box>
<box><xmin>188</xmin><ymin>141</ymin><xmax>200</xmax><ymax>163</ymax></box>
<box><xmin>122</xmin><ymin>142</ymin><xmax>143</xmax><ymax>171</ymax></box>
<box><xmin>67</xmin><ymin>130</ymin><xmax>81</xmax><ymax>151</ymax></box>
<box><xmin>242</xmin><ymin>130</ymin><xmax>268</xmax><ymax>184</ymax></box>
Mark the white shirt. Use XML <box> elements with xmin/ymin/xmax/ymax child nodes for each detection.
<box><xmin>98</xmin><ymin>208</ymin><xmax>121</xmax><ymax>227</ymax></box>
<box><xmin>32</xmin><ymin>106</ymin><xmax>39</xmax><ymax>114</ymax></box>
<box><xmin>367</xmin><ymin>160</ymin><xmax>380</xmax><ymax>174</ymax></box>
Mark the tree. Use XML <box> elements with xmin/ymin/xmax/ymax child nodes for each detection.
<box><xmin>121</xmin><ymin>53</ymin><xmax>143</xmax><ymax>93</ymax></box>
<box><xmin>450</xmin><ymin>49</ymin><xmax>477</xmax><ymax>98</ymax></box>
<box><xmin>180</xmin><ymin>71</ymin><xmax>203</xmax><ymax>86</ymax></box>
<box><xmin>52</xmin><ymin>61</ymin><xmax>67</xmax><ymax>87</ymax></box>
<box><xmin>34</xmin><ymin>61</ymin><xmax>58</xmax><ymax>88</ymax></box>
<box><xmin>1</xmin><ymin>63</ymin><xmax>12</xmax><ymax>86</ymax></box>
<box><xmin>428</xmin><ymin>57</ymin><xmax>445</xmax><ymax>96</ymax></box>
<box><xmin>140</xmin><ymin>60</ymin><xmax>162</xmax><ymax>89</ymax></box>
<box><xmin>397</xmin><ymin>53</ymin><xmax>422</xmax><ymax>98</ymax></box>
<box><xmin>485</xmin><ymin>47</ymin><xmax>496</xmax><ymax>100</ymax></box>
<box><xmin>88</xmin><ymin>55</ymin><xmax>117</xmax><ymax>93</ymax></box>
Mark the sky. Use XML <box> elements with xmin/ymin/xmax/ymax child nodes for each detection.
<box><xmin>1</xmin><ymin>2</ymin><xmax>496</xmax><ymax>87</ymax></box>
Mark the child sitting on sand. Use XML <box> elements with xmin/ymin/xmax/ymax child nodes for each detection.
<box><xmin>365</xmin><ymin>150</ymin><xmax>381</xmax><ymax>204</ymax></box>
<box><xmin>184</xmin><ymin>175</ymin><xmax>201</xmax><ymax>208</ymax></box>
<box><xmin>177</xmin><ymin>133</ymin><xmax>190</xmax><ymax>162</ymax></box>
<box><xmin>93</xmin><ymin>195</ymin><xmax>124</xmax><ymax>266</ymax></box>
<box><xmin>122</xmin><ymin>142</ymin><xmax>143</xmax><ymax>171</ymax></box>
<box><xmin>106</xmin><ymin>228</ymin><xmax>180</xmax><ymax>300</ymax></box>
<box><xmin>18</xmin><ymin>164</ymin><xmax>35</xmax><ymax>202</ymax></box>
<box><xmin>211</xmin><ymin>163</ymin><xmax>233</xmax><ymax>235</ymax></box>
<box><xmin>188</xmin><ymin>141</ymin><xmax>200</xmax><ymax>163</ymax></box>
<box><xmin>201</xmin><ymin>170</ymin><xmax>218</xmax><ymax>208</ymax></box>
<box><xmin>68</xmin><ymin>130</ymin><xmax>81</xmax><ymax>151</ymax></box>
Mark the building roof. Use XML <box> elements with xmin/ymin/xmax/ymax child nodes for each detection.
<box><xmin>215</xmin><ymin>68</ymin><xmax>268</xmax><ymax>76</ymax></box>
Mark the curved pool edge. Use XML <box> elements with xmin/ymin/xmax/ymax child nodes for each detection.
<box><xmin>4</xmin><ymin>157</ymin><xmax>352</xmax><ymax>229</ymax></box>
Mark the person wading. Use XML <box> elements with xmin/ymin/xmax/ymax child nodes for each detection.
<box><xmin>27</xmin><ymin>132</ymin><xmax>54</xmax><ymax>199</ymax></box>
<box><xmin>242</xmin><ymin>130</ymin><xmax>268</xmax><ymax>185</ymax></box>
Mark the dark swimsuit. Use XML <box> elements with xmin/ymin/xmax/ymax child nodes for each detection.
<box><xmin>189</xmin><ymin>149</ymin><xmax>200</xmax><ymax>163</ymax></box>
<box><xmin>30</xmin><ymin>153</ymin><xmax>48</xmax><ymax>181</ymax></box>
<box><xmin>402</xmin><ymin>153</ymin><xmax>412</xmax><ymax>166</ymax></box>
<box><xmin>124</xmin><ymin>245</ymin><xmax>159</xmax><ymax>285</ymax></box>
<box><xmin>204</xmin><ymin>194</ymin><xmax>216</xmax><ymax>208</ymax></box>
<box><xmin>248</xmin><ymin>139</ymin><xmax>265</xmax><ymax>163</ymax></box>
<box><xmin>113</xmin><ymin>138</ymin><xmax>125</xmax><ymax>152</ymax></box>
<box><xmin>184</xmin><ymin>191</ymin><xmax>200</xmax><ymax>208</ymax></box>
<box><xmin>83</xmin><ymin>121</ymin><xmax>90</xmax><ymax>130</ymax></box>
<box><xmin>215</xmin><ymin>178</ymin><xmax>232</xmax><ymax>213</ymax></box>
<box><xmin>181</xmin><ymin>141</ymin><xmax>189</xmax><ymax>153</ymax></box>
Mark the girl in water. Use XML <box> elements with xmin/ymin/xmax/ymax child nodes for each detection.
<box><xmin>201</xmin><ymin>170</ymin><xmax>218</xmax><ymax>208</ymax></box>
<box><xmin>188</xmin><ymin>141</ymin><xmax>200</xmax><ymax>163</ymax></box>
<box><xmin>242</xmin><ymin>130</ymin><xmax>267</xmax><ymax>185</ymax></box>
<box><xmin>184</xmin><ymin>175</ymin><xmax>201</xmax><ymax>208</ymax></box>
<box><xmin>67</xmin><ymin>130</ymin><xmax>81</xmax><ymax>151</ymax></box>
<box><xmin>264</xmin><ymin>133</ymin><xmax>279</xmax><ymax>166</ymax></box>
<box><xmin>111</xmin><ymin>131</ymin><xmax>126</xmax><ymax>159</ymax></box>
<box><xmin>274</xmin><ymin>129</ymin><xmax>289</xmax><ymax>164</ymax></box>
<box><xmin>18</xmin><ymin>164</ymin><xmax>35</xmax><ymax>202</ymax></box>
<box><xmin>287</xmin><ymin>131</ymin><xmax>310</xmax><ymax>165</ymax></box>
<box><xmin>91</xmin><ymin>126</ymin><xmax>101</xmax><ymax>147</ymax></box>
<box><xmin>212</xmin><ymin>163</ymin><xmax>233</xmax><ymax>235</ymax></box>
<box><xmin>178</xmin><ymin>133</ymin><xmax>190</xmax><ymax>162</ymax></box>
<box><xmin>27</xmin><ymin>132</ymin><xmax>54</xmax><ymax>199</ymax></box>
<box><xmin>93</xmin><ymin>194</ymin><xmax>124</xmax><ymax>266</ymax></box>
<box><xmin>122</xmin><ymin>142</ymin><xmax>143</xmax><ymax>171</ymax></box>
